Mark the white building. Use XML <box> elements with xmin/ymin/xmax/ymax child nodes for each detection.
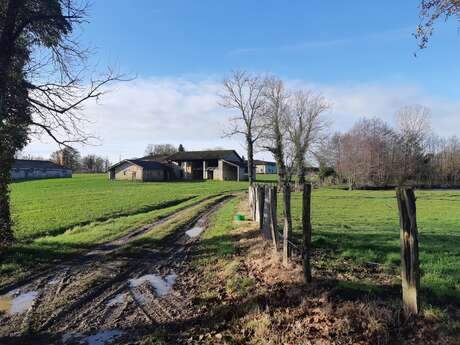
<box><xmin>254</xmin><ymin>160</ymin><xmax>277</xmax><ymax>174</ymax></box>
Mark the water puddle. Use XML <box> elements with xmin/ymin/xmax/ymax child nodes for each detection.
<box><xmin>0</xmin><ymin>290</ymin><xmax>38</xmax><ymax>316</ymax></box>
<box><xmin>48</xmin><ymin>277</ymin><xmax>60</xmax><ymax>285</ymax></box>
<box><xmin>129</xmin><ymin>273</ymin><xmax>177</xmax><ymax>297</ymax></box>
<box><xmin>62</xmin><ymin>330</ymin><xmax>124</xmax><ymax>345</ymax></box>
<box><xmin>106</xmin><ymin>293</ymin><xmax>127</xmax><ymax>307</ymax></box>
<box><xmin>185</xmin><ymin>226</ymin><xmax>205</xmax><ymax>237</ymax></box>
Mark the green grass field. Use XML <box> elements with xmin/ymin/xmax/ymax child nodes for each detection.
<box><xmin>10</xmin><ymin>174</ymin><xmax>247</xmax><ymax>241</ymax></box>
<box><xmin>3</xmin><ymin>173</ymin><xmax>460</xmax><ymax>305</ymax></box>
<box><xmin>285</xmin><ymin>187</ymin><xmax>460</xmax><ymax>302</ymax></box>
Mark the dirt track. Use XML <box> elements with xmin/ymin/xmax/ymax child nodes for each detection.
<box><xmin>0</xmin><ymin>196</ymin><xmax>233</xmax><ymax>345</ymax></box>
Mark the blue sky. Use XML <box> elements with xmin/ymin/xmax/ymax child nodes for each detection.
<box><xmin>26</xmin><ymin>1</ymin><xmax>460</xmax><ymax>162</ymax></box>
<box><xmin>81</xmin><ymin>0</ymin><xmax>459</xmax><ymax>93</ymax></box>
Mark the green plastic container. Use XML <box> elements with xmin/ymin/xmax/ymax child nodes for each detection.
<box><xmin>234</xmin><ymin>214</ymin><xmax>246</xmax><ymax>221</ymax></box>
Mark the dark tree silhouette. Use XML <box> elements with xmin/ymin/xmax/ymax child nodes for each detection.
<box><xmin>0</xmin><ymin>0</ymin><xmax>122</xmax><ymax>246</ymax></box>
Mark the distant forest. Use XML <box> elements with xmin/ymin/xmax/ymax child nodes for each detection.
<box><xmin>318</xmin><ymin>105</ymin><xmax>460</xmax><ymax>188</ymax></box>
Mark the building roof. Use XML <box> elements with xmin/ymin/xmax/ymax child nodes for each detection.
<box><xmin>168</xmin><ymin>150</ymin><xmax>242</xmax><ymax>162</ymax></box>
<box><xmin>139</xmin><ymin>154</ymin><xmax>171</xmax><ymax>163</ymax></box>
<box><xmin>253</xmin><ymin>160</ymin><xmax>276</xmax><ymax>165</ymax></box>
<box><xmin>12</xmin><ymin>159</ymin><xmax>68</xmax><ymax>170</ymax></box>
<box><xmin>128</xmin><ymin>159</ymin><xmax>172</xmax><ymax>170</ymax></box>
<box><xmin>108</xmin><ymin>159</ymin><xmax>174</xmax><ymax>171</ymax></box>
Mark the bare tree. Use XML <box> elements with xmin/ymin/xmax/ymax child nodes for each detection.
<box><xmin>81</xmin><ymin>154</ymin><xmax>105</xmax><ymax>173</ymax></box>
<box><xmin>220</xmin><ymin>71</ymin><xmax>266</xmax><ymax>184</ymax></box>
<box><xmin>260</xmin><ymin>77</ymin><xmax>291</xmax><ymax>187</ymax></box>
<box><xmin>50</xmin><ymin>147</ymin><xmax>81</xmax><ymax>170</ymax></box>
<box><xmin>145</xmin><ymin>144</ymin><xmax>178</xmax><ymax>156</ymax></box>
<box><xmin>395</xmin><ymin>105</ymin><xmax>432</xmax><ymax>185</ymax></box>
<box><xmin>324</xmin><ymin>110</ymin><xmax>439</xmax><ymax>189</ymax></box>
<box><xmin>416</xmin><ymin>0</ymin><xmax>460</xmax><ymax>49</ymax></box>
<box><xmin>0</xmin><ymin>0</ymin><xmax>123</xmax><ymax>245</ymax></box>
<box><xmin>287</xmin><ymin>90</ymin><xmax>330</xmax><ymax>190</ymax></box>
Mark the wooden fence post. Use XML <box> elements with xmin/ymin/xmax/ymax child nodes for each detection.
<box><xmin>269</xmin><ymin>185</ymin><xmax>278</xmax><ymax>252</ymax></box>
<box><xmin>302</xmin><ymin>183</ymin><xmax>312</xmax><ymax>283</ymax></box>
<box><xmin>262</xmin><ymin>185</ymin><xmax>271</xmax><ymax>240</ymax></box>
<box><xmin>248</xmin><ymin>186</ymin><xmax>252</xmax><ymax>212</ymax></box>
<box><xmin>396</xmin><ymin>187</ymin><xmax>420</xmax><ymax>315</ymax></box>
<box><xmin>252</xmin><ymin>185</ymin><xmax>257</xmax><ymax>221</ymax></box>
<box><xmin>282</xmin><ymin>183</ymin><xmax>292</xmax><ymax>267</ymax></box>
<box><xmin>256</xmin><ymin>185</ymin><xmax>265</xmax><ymax>229</ymax></box>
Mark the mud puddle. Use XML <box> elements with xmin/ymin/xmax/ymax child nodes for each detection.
<box><xmin>185</xmin><ymin>198</ymin><xmax>225</xmax><ymax>238</ymax></box>
<box><xmin>61</xmin><ymin>329</ymin><xmax>124</xmax><ymax>345</ymax></box>
<box><xmin>129</xmin><ymin>272</ymin><xmax>177</xmax><ymax>297</ymax></box>
<box><xmin>0</xmin><ymin>290</ymin><xmax>38</xmax><ymax>316</ymax></box>
<box><xmin>185</xmin><ymin>226</ymin><xmax>205</xmax><ymax>237</ymax></box>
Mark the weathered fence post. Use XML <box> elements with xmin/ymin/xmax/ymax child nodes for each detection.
<box><xmin>262</xmin><ymin>185</ymin><xmax>271</xmax><ymax>240</ymax></box>
<box><xmin>252</xmin><ymin>185</ymin><xmax>257</xmax><ymax>221</ymax></box>
<box><xmin>396</xmin><ymin>187</ymin><xmax>420</xmax><ymax>315</ymax></box>
<box><xmin>302</xmin><ymin>183</ymin><xmax>312</xmax><ymax>283</ymax></box>
<box><xmin>282</xmin><ymin>183</ymin><xmax>292</xmax><ymax>267</ymax></box>
<box><xmin>269</xmin><ymin>185</ymin><xmax>278</xmax><ymax>252</ymax></box>
<box><xmin>256</xmin><ymin>185</ymin><xmax>265</xmax><ymax>229</ymax></box>
<box><xmin>248</xmin><ymin>186</ymin><xmax>253</xmax><ymax>217</ymax></box>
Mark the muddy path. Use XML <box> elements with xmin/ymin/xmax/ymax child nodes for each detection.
<box><xmin>0</xmin><ymin>193</ymin><xmax>226</xmax><ymax>295</ymax></box>
<box><xmin>0</xmin><ymin>195</ymin><xmax>234</xmax><ymax>345</ymax></box>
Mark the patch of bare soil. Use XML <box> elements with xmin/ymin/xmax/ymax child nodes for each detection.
<box><xmin>0</xmin><ymin>196</ymin><xmax>233</xmax><ymax>345</ymax></box>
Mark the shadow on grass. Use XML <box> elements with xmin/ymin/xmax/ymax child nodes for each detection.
<box><xmin>197</xmin><ymin>227</ymin><xmax>460</xmax><ymax>309</ymax></box>
<box><xmin>0</xmin><ymin>241</ymin><xmax>94</xmax><ymax>292</ymax></box>
<box><xmin>19</xmin><ymin>196</ymin><xmax>198</xmax><ymax>241</ymax></box>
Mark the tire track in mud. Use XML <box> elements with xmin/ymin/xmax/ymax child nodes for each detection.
<box><xmin>0</xmin><ymin>194</ymin><xmax>235</xmax><ymax>344</ymax></box>
<box><xmin>0</xmin><ymin>193</ymin><xmax>224</xmax><ymax>295</ymax></box>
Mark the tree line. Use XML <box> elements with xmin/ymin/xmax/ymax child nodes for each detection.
<box><xmin>221</xmin><ymin>71</ymin><xmax>330</xmax><ymax>190</ymax></box>
<box><xmin>49</xmin><ymin>148</ymin><xmax>111</xmax><ymax>173</ymax></box>
<box><xmin>317</xmin><ymin>106</ymin><xmax>460</xmax><ymax>189</ymax></box>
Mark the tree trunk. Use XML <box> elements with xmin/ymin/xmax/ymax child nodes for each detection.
<box><xmin>282</xmin><ymin>183</ymin><xmax>292</xmax><ymax>267</ymax></box>
<box><xmin>0</xmin><ymin>1</ymin><xmax>24</xmax><ymax>248</ymax></box>
<box><xmin>297</xmin><ymin>172</ymin><xmax>306</xmax><ymax>192</ymax></box>
<box><xmin>247</xmin><ymin>135</ymin><xmax>255</xmax><ymax>184</ymax></box>
<box><xmin>0</xmin><ymin>159</ymin><xmax>13</xmax><ymax>247</ymax></box>
<box><xmin>396</xmin><ymin>187</ymin><xmax>420</xmax><ymax>316</ymax></box>
<box><xmin>302</xmin><ymin>183</ymin><xmax>312</xmax><ymax>283</ymax></box>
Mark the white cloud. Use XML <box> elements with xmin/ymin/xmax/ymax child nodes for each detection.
<box><xmin>24</xmin><ymin>76</ymin><xmax>460</xmax><ymax>164</ymax></box>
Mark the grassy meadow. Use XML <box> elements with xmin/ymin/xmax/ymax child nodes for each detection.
<box><xmin>3</xmin><ymin>173</ymin><xmax>460</xmax><ymax>304</ymax></box>
<box><xmin>0</xmin><ymin>174</ymin><xmax>246</xmax><ymax>286</ymax></box>
<box><xmin>284</xmin><ymin>186</ymin><xmax>460</xmax><ymax>303</ymax></box>
<box><xmin>10</xmin><ymin>173</ymin><xmax>247</xmax><ymax>241</ymax></box>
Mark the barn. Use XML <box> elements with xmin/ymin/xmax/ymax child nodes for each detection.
<box><xmin>168</xmin><ymin>150</ymin><xmax>248</xmax><ymax>181</ymax></box>
<box><xmin>108</xmin><ymin>150</ymin><xmax>252</xmax><ymax>182</ymax></box>
<box><xmin>11</xmin><ymin>160</ymin><xmax>72</xmax><ymax>181</ymax></box>
<box><xmin>108</xmin><ymin>159</ymin><xmax>182</xmax><ymax>182</ymax></box>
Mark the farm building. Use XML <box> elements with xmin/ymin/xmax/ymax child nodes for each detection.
<box><xmin>169</xmin><ymin>150</ymin><xmax>249</xmax><ymax>181</ymax></box>
<box><xmin>11</xmin><ymin>160</ymin><xmax>72</xmax><ymax>181</ymax></box>
<box><xmin>254</xmin><ymin>160</ymin><xmax>277</xmax><ymax>174</ymax></box>
<box><xmin>108</xmin><ymin>150</ymin><xmax>251</xmax><ymax>182</ymax></box>
<box><xmin>108</xmin><ymin>159</ymin><xmax>182</xmax><ymax>182</ymax></box>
